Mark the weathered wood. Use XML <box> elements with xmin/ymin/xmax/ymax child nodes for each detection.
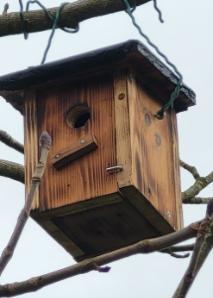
<box><xmin>36</xmin><ymin>75</ymin><xmax>117</xmax><ymax>211</ymax></box>
<box><xmin>127</xmin><ymin>72</ymin><xmax>182</xmax><ymax>230</ymax></box>
<box><xmin>51</xmin><ymin>135</ymin><xmax>98</xmax><ymax>170</ymax></box>
<box><xmin>114</xmin><ymin>71</ymin><xmax>132</xmax><ymax>188</ymax></box>
<box><xmin>0</xmin><ymin>0</ymin><xmax>151</xmax><ymax>38</ymax></box>
<box><xmin>24</xmin><ymin>90</ymin><xmax>39</xmax><ymax>209</ymax></box>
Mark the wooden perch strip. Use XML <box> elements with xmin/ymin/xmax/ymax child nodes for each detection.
<box><xmin>0</xmin><ymin>159</ymin><xmax>24</xmax><ymax>183</ymax></box>
<box><xmin>0</xmin><ymin>0</ymin><xmax>150</xmax><ymax>37</ymax></box>
<box><xmin>0</xmin><ymin>130</ymin><xmax>24</xmax><ymax>154</ymax></box>
<box><xmin>0</xmin><ymin>131</ymin><xmax>51</xmax><ymax>277</ymax></box>
<box><xmin>0</xmin><ymin>222</ymin><xmax>198</xmax><ymax>297</ymax></box>
<box><xmin>173</xmin><ymin>200</ymin><xmax>213</xmax><ymax>298</ymax></box>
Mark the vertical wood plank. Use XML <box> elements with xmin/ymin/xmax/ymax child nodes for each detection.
<box><xmin>24</xmin><ymin>89</ymin><xmax>39</xmax><ymax>209</ymax></box>
<box><xmin>114</xmin><ymin>71</ymin><xmax>132</xmax><ymax>188</ymax></box>
<box><xmin>170</xmin><ymin>111</ymin><xmax>183</xmax><ymax>229</ymax></box>
<box><xmin>127</xmin><ymin>72</ymin><xmax>182</xmax><ymax>230</ymax></box>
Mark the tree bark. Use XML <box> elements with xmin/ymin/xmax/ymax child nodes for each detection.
<box><xmin>0</xmin><ymin>0</ymin><xmax>151</xmax><ymax>38</ymax></box>
<box><xmin>0</xmin><ymin>159</ymin><xmax>24</xmax><ymax>183</ymax></box>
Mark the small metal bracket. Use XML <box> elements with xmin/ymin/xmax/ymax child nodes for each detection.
<box><xmin>106</xmin><ymin>165</ymin><xmax>123</xmax><ymax>174</ymax></box>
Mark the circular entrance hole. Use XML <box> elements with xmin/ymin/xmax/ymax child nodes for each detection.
<box><xmin>66</xmin><ymin>104</ymin><xmax>90</xmax><ymax>128</ymax></box>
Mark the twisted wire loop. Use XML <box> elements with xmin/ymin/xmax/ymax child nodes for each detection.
<box><xmin>18</xmin><ymin>0</ymin><xmax>79</xmax><ymax>64</ymax></box>
<box><xmin>122</xmin><ymin>0</ymin><xmax>183</xmax><ymax>119</ymax></box>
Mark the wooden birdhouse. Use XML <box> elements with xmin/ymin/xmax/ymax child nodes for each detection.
<box><xmin>0</xmin><ymin>40</ymin><xmax>195</xmax><ymax>261</ymax></box>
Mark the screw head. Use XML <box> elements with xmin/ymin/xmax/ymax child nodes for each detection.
<box><xmin>118</xmin><ymin>93</ymin><xmax>125</xmax><ymax>100</ymax></box>
<box><xmin>80</xmin><ymin>139</ymin><xmax>85</xmax><ymax>144</ymax></box>
<box><xmin>55</xmin><ymin>154</ymin><xmax>60</xmax><ymax>159</ymax></box>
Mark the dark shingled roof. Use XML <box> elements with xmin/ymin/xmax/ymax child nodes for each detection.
<box><xmin>0</xmin><ymin>40</ymin><xmax>196</xmax><ymax>114</ymax></box>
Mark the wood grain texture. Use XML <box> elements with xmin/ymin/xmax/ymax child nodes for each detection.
<box><xmin>36</xmin><ymin>75</ymin><xmax>117</xmax><ymax>211</ymax></box>
<box><xmin>127</xmin><ymin>72</ymin><xmax>182</xmax><ymax>230</ymax></box>
<box><xmin>24</xmin><ymin>90</ymin><xmax>39</xmax><ymax>209</ymax></box>
<box><xmin>114</xmin><ymin>71</ymin><xmax>132</xmax><ymax>188</ymax></box>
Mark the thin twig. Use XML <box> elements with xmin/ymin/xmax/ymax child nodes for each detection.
<box><xmin>180</xmin><ymin>160</ymin><xmax>200</xmax><ymax>179</ymax></box>
<box><xmin>0</xmin><ymin>130</ymin><xmax>24</xmax><ymax>154</ymax></box>
<box><xmin>0</xmin><ymin>131</ymin><xmax>51</xmax><ymax>277</ymax></box>
<box><xmin>2</xmin><ymin>3</ymin><xmax>9</xmax><ymax>16</ymax></box>
<box><xmin>0</xmin><ymin>159</ymin><xmax>24</xmax><ymax>183</ymax></box>
<box><xmin>172</xmin><ymin>200</ymin><xmax>213</xmax><ymax>298</ymax></box>
<box><xmin>161</xmin><ymin>244</ymin><xmax>194</xmax><ymax>253</ymax></box>
<box><xmin>0</xmin><ymin>221</ymin><xmax>199</xmax><ymax>297</ymax></box>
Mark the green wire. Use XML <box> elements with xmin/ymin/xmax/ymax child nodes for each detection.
<box><xmin>122</xmin><ymin>0</ymin><xmax>183</xmax><ymax>119</ymax></box>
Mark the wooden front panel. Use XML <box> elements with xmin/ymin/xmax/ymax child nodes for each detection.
<box><xmin>32</xmin><ymin>75</ymin><xmax>117</xmax><ymax>211</ymax></box>
<box><xmin>127</xmin><ymin>73</ymin><xmax>182</xmax><ymax>230</ymax></box>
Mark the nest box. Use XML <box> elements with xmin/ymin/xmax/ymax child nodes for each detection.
<box><xmin>0</xmin><ymin>40</ymin><xmax>195</xmax><ymax>261</ymax></box>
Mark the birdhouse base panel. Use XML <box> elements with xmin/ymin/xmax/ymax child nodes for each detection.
<box><xmin>31</xmin><ymin>186</ymin><xmax>175</xmax><ymax>261</ymax></box>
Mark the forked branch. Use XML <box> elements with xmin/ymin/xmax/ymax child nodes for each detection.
<box><xmin>173</xmin><ymin>200</ymin><xmax>213</xmax><ymax>298</ymax></box>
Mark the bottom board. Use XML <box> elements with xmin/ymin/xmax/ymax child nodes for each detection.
<box><xmin>31</xmin><ymin>186</ymin><xmax>175</xmax><ymax>261</ymax></box>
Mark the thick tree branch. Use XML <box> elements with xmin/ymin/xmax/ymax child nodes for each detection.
<box><xmin>0</xmin><ymin>130</ymin><xmax>24</xmax><ymax>154</ymax></box>
<box><xmin>0</xmin><ymin>221</ymin><xmax>199</xmax><ymax>297</ymax></box>
<box><xmin>173</xmin><ymin>200</ymin><xmax>213</xmax><ymax>298</ymax></box>
<box><xmin>0</xmin><ymin>159</ymin><xmax>24</xmax><ymax>183</ymax></box>
<box><xmin>0</xmin><ymin>0</ymin><xmax>151</xmax><ymax>38</ymax></box>
<box><xmin>183</xmin><ymin>197</ymin><xmax>213</xmax><ymax>204</ymax></box>
<box><xmin>0</xmin><ymin>132</ymin><xmax>51</xmax><ymax>277</ymax></box>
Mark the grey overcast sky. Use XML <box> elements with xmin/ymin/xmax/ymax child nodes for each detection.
<box><xmin>0</xmin><ymin>1</ymin><xmax>213</xmax><ymax>297</ymax></box>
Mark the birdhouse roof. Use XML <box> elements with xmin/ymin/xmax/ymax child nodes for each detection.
<box><xmin>0</xmin><ymin>40</ymin><xmax>195</xmax><ymax>114</ymax></box>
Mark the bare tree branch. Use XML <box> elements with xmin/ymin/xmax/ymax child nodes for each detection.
<box><xmin>182</xmin><ymin>172</ymin><xmax>213</xmax><ymax>202</ymax></box>
<box><xmin>0</xmin><ymin>130</ymin><xmax>24</xmax><ymax>154</ymax></box>
<box><xmin>0</xmin><ymin>221</ymin><xmax>199</xmax><ymax>297</ymax></box>
<box><xmin>180</xmin><ymin>160</ymin><xmax>200</xmax><ymax>179</ymax></box>
<box><xmin>183</xmin><ymin>197</ymin><xmax>213</xmax><ymax>204</ymax></box>
<box><xmin>0</xmin><ymin>131</ymin><xmax>51</xmax><ymax>277</ymax></box>
<box><xmin>0</xmin><ymin>159</ymin><xmax>24</xmax><ymax>183</ymax></box>
<box><xmin>172</xmin><ymin>200</ymin><xmax>213</xmax><ymax>298</ymax></box>
<box><xmin>0</xmin><ymin>0</ymin><xmax>150</xmax><ymax>38</ymax></box>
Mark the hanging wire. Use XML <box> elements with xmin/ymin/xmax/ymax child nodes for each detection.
<box><xmin>18</xmin><ymin>0</ymin><xmax>28</xmax><ymax>39</ymax></box>
<box><xmin>19</xmin><ymin>0</ymin><xmax>79</xmax><ymax>64</ymax></box>
<box><xmin>122</xmin><ymin>0</ymin><xmax>183</xmax><ymax>119</ymax></box>
<box><xmin>153</xmin><ymin>0</ymin><xmax>164</xmax><ymax>23</ymax></box>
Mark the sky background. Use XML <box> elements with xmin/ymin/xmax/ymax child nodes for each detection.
<box><xmin>0</xmin><ymin>0</ymin><xmax>213</xmax><ymax>297</ymax></box>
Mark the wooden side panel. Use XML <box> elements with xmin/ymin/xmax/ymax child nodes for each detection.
<box><xmin>114</xmin><ymin>72</ymin><xmax>132</xmax><ymax>187</ymax></box>
<box><xmin>36</xmin><ymin>75</ymin><xmax>117</xmax><ymax>211</ymax></box>
<box><xmin>24</xmin><ymin>90</ymin><xmax>39</xmax><ymax>209</ymax></box>
<box><xmin>127</xmin><ymin>73</ymin><xmax>182</xmax><ymax>230</ymax></box>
